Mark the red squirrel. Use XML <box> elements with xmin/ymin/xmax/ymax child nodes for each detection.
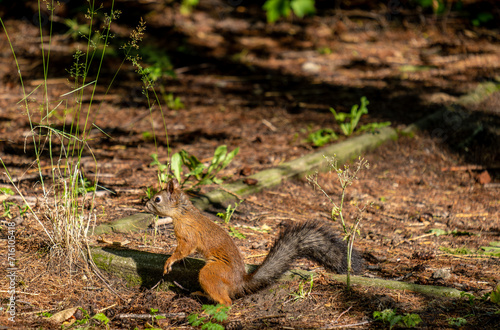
<box><xmin>145</xmin><ymin>179</ymin><xmax>364</xmax><ymax>305</ymax></box>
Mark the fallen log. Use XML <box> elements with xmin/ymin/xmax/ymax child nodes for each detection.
<box><xmin>90</xmin><ymin>246</ymin><xmax>469</xmax><ymax>299</ymax></box>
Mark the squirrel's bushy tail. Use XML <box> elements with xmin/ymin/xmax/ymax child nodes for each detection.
<box><xmin>243</xmin><ymin>220</ymin><xmax>364</xmax><ymax>293</ymax></box>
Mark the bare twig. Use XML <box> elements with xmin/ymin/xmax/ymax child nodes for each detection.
<box><xmin>116</xmin><ymin>313</ymin><xmax>185</xmax><ymax>319</ymax></box>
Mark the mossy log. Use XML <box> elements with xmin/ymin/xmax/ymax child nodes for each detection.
<box><xmin>192</xmin><ymin>125</ymin><xmax>397</xmax><ymax>210</ymax></box>
<box><xmin>328</xmin><ymin>274</ymin><xmax>466</xmax><ymax>298</ymax></box>
<box><xmin>91</xmin><ymin>246</ymin><xmax>202</xmax><ymax>290</ymax></box>
<box><xmin>90</xmin><ymin>246</ymin><xmax>257</xmax><ymax>291</ymax></box>
<box><xmin>90</xmin><ymin>246</ymin><xmax>468</xmax><ymax>299</ymax></box>
<box><xmin>92</xmin><ymin>213</ymin><xmax>155</xmax><ymax>236</ymax></box>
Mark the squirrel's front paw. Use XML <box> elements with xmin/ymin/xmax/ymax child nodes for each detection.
<box><xmin>163</xmin><ymin>261</ymin><xmax>173</xmax><ymax>275</ymax></box>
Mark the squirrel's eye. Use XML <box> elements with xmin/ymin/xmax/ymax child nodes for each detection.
<box><xmin>154</xmin><ymin>196</ymin><xmax>161</xmax><ymax>203</ymax></box>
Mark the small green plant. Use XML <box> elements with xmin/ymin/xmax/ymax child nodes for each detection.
<box><xmin>318</xmin><ymin>47</ymin><xmax>332</xmax><ymax>55</ymax></box>
<box><xmin>39</xmin><ymin>311</ymin><xmax>53</xmax><ymax>318</ymax></box>
<box><xmin>0</xmin><ymin>187</ymin><xmax>14</xmax><ymax>196</ymax></box>
<box><xmin>151</xmin><ymin>146</ymin><xmax>239</xmax><ymax>188</ymax></box>
<box><xmin>358</xmin><ymin>121</ymin><xmax>392</xmax><ymax>133</ymax></box>
<box><xmin>289</xmin><ymin>274</ymin><xmax>314</xmax><ymax>302</ymax></box>
<box><xmin>2</xmin><ymin>201</ymin><xmax>29</xmax><ymax>219</ymax></box>
<box><xmin>307</xmin><ymin>156</ymin><xmax>370</xmax><ymax>290</ymax></box>
<box><xmin>187</xmin><ymin>304</ymin><xmax>230</xmax><ymax>330</ymax></box>
<box><xmin>217</xmin><ymin>200</ymin><xmax>243</xmax><ymax>223</ymax></box>
<box><xmin>472</xmin><ymin>12</ymin><xmax>494</xmax><ymax>27</ymax></box>
<box><xmin>77</xmin><ymin>175</ymin><xmax>97</xmax><ymax>195</ymax></box>
<box><xmin>149</xmin><ymin>308</ymin><xmax>166</xmax><ymax>327</ymax></box>
<box><xmin>330</xmin><ymin>97</ymin><xmax>369</xmax><ymax>136</ymax></box>
<box><xmin>181</xmin><ymin>0</ymin><xmax>200</xmax><ymax>15</ymax></box>
<box><xmin>373</xmin><ymin>309</ymin><xmax>422</xmax><ymax>329</ymax></box>
<box><xmin>142</xmin><ymin>131</ymin><xmax>154</xmax><ymax>141</ymax></box>
<box><xmin>305</xmin><ymin>97</ymin><xmax>390</xmax><ymax>147</ymax></box>
<box><xmin>57</xmin><ymin>308</ymin><xmax>109</xmax><ymax>328</ymax></box>
<box><xmin>491</xmin><ymin>283</ymin><xmax>500</xmax><ymax>305</ymax></box>
<box><xmin>170</xmin><ymin>145</ymin><xmax>239</xmax><ymax>188</ymax></box>
<box><xmin>228</xmin><ymin>226</ymin><xmax>246</xmax><ymax>239</ymax></box>
<box><xmin>2</xmin><ymin>201</ymin><xmax>14</xmax><ymax>219</ymax></box>
<box><xmin>145</xmin><ymin>186</ymin><xmax>158</xmax><ymax>199</ymax></box>
<box><xmin>447</xmin><ymin>316</ymin><xmax>467</xmax><ymax>327</ymax></box>
<box><xmin>164</xmin><ymin>92</ymin><xmax>185</xmax><ymax>110</ymax></box>
<box><xmin>63</xmin><ymin>17</ymin><xmax>92</xmax><ymax>41</ymax></box>
<box><xmin>460</xmin><ymin>291</ymin><xmax>477</xmax><ymax>306</ymax></box>
<box><xmin>140</xmin><ymin>44</ymin><xmax>175</xmax><ymax>81</ymax></box>
<box><xmin>330</xmin><ymin>97</ymin><xmax>390</xmax><ymax>136</ymax></box>
<box><xmin>263</xmin><ymin>0</ymin><xmax>316</xmax><ymax>23</ymax></box>
<box><xmin>72</xmin><ymin>308</ymin><xmax>91</xmax><ymax>326</ymax></box>
<box><xmin>92</xmin><ymin>312</ymin><xmax>110</xmax><ymax>327</ymax></box>
<box><xmin>306</xmin><ymin>128</ymin><xmax>338</xmax><ymax>147</ymax></box>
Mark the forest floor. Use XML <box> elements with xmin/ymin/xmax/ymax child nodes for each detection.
<box><xmin>0</xmin><ymin>1</ymin><xmax>500</xmax><ymax>329</ymax></box>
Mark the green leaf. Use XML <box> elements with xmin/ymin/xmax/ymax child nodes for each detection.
<box><xmin>229</xmin><ymin>226</ymin><xmax>246</xmax><ymax>239</ymax></box>
<box><xmin>448</xmin><ymin>317</ymin><xmax>468</xmax><ymax>327</ymax></box>
<box><xmin>219</xmin><ymin>147</ymin><xmax>239</xmax><ymax>171</ymax></box>
<box><xmin>339</xmin><ymin>122</ymin><xmax>351</xmax><ymax>136</ymax></box>
<box><xmin>179</xmin><ymin>150</ymin><xmax>201</xmax><ymax>171</ymax></box>
<box><xmin>191</xmin><ymin>163</ymin><xmax>207</xmax><ymax>179</ymax></box>
<box><xmin>263</xmin><ymin>0</ymin><xmax>291</xmax><ymax>23</ymax></box>
<box><xmin>150</xmin><ymin>153</ymin><xmax>160</xmax><ymax>166</ymax></box>
<box><xmin>213</xmin><ymin>308</ymin><xmax>230</xmax><ymax>322</ymax></box>
<box><xmin>170</xmin><ymin>152</ymin><xmax>183</xmax><ymax>183</ymax></box>
<box><xmin>290</xmin><ymin>0</ymin><xmax>315</xmax><ymax>18</ymax></box>
<box><xmin>349</xmin><ymin>96</ymin><xmax>369</xmax><ymax>134</ymax></box>
<box><xmin>92</xmin><ymin>313</ymin><xmax>110</xmax><ymax>325</ymax></box>
<box><xmin>212</xmin><ymin>177</ymin><xmax>223</xmax><ymax>184</ymax></box>
<box><xmin>373</xmin><ymin>309</ymin><xmax>396</xmax><ymax>322</ymax></box>
<box><xmin>0</xmin><ymin>187</ymin><xmax>14</xmax><ymax>195</ymax></box>
<box><xmin>207</xmin><ymin>145</ymin><xmax>228</xmax><ymax>175</ymax></box>
<box><xmin>491</xmin><ymin>283</ymin><xmax>500</xmax><ymax>305</ymax></box>
<box><xmin>187</xmin><ymin>313</ymin><xmax>205</xmax><ymax>326</ymax></box>
<box><xmin>389</xmin><ymin>314</ymin><xmax>403</xmax><ymax>329</ymax></box>
<box><xmin>358</xmin><ymin>121</ymin><xmax>391</xmax><ymax>133</ymax></box>
<box><xmin>306</xmin><ymin>128</ymin><xmax>337</xmax><ymax>147</ymax></box>
<box><xmin>329</xmin><ymin>107</ymin><xmax>348</xmax><ymax>122</ymax></box>
<box><xmin>203</xmin><ymin>304</ymin><xmax>219</xmax><ymax>315</ymax></box>
<box><xmin>402</xmin><ymin>313</ymin><xmax>422</xmax><ymax>327</ymax></box>
<box><xmin>150</xmin><ymin>153</ymin><xmax>168</xmax><ymax>172</ymax></box>
<box><xmin>202</xmin><ymin>322</ymin><xmax>224</xmax><ymax>330</ymax></box>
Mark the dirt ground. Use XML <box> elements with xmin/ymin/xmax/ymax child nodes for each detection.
<box><xmin>1</xmin><ymin>1</ymin><xmax>500</xmax><ymax>329</ymax></box>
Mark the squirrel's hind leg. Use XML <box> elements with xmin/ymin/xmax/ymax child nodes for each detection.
<box><xmin>198</xmin><ymin>262</ymin><xmax>234</xmax><ymax>306</ymax></box>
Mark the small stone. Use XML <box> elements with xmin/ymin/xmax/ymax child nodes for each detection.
<box><xmin>302</xmin><ymin>61</ymin><xmax>321</xmax><ymax>74</ymax></box>
<box><xmin>432</xmin><ymin>268</ymin><xmax>451</xmax><ymax>280</ymax></box>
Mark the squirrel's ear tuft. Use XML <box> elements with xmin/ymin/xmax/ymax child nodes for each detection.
<box><xmin>167</xmin><ymin>178</ymin><xmax>177</xmax><ymax>193</ymax></box>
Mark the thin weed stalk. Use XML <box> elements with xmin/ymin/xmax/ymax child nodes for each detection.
<box><xmin>307</xmin><ymin>156</ymin><xmax>370</xmax><ymax>289</ymax></box>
